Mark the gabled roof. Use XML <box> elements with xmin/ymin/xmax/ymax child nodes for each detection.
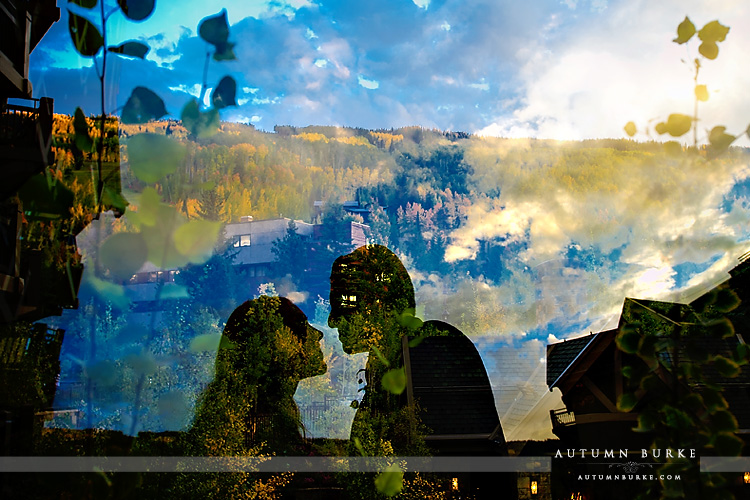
<box><xmin>546</xmin><ymin>335</ymin><xmax>594</xmax><ymax>388</ymax></box>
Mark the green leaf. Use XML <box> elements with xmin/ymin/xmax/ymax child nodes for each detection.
<box><xmin>127</xmin><ymin>133</ymin><xmax>186</xmax><ymax>183</ymax></box>
<box><xmin>102</xmin><ymin>186</ymin><xmax>129</xmax><ymax>214</ymax></box>
<box><xmin>84</xmin><ymin>274</ymin><xmax>129</xmax><ymax>309</ymax></box>
<box><xmin>708</xmin><ymin>126</ymin><xmax>736</xmax><ymax>156</ymax></box>
<box><xmin>621</xmin><ymin>365</ymin><xmax>633</xmax><ymax>379</ymax></box>
<box><xmin>663</xmin><ymin>114</ymin><xmax>692</xmax><ymax>137</ymax></box>
<box><xmin>710</xmin><ymin>410</ymin><xmax>738</xmax><ymax>433</ymax></box>
<box><xmin>181</xmin><ymin>99</ymin><xmax>220</xmax><ymax>138</ymax></box>
<box><xmin>140</xmin><ymin>204</ymin><xmax>189</xmax><ymax>268</ymax></box>
<box><xmin>352</xmin><ymin>437</ymin><xmax>365</xmax><ymax>456</ymax></box>
<box><xmin>699</xmin><ymin>41</ymin><xmax>719</xmax><ymax>60</ymax></box>
<box><xmin>639</xmin><ymin>373</ymin><xmax>662</xmax><ymax>392</ymax></box>
<box><xmin>157</xmin><ymin>391</ymin><xmax>188</xmax><ymax>428</ymax></box>
<box><xmin>663</xmin><ymin>141</ymin><xmax>683</xmax><ymax>156</ymax></box>
<box><xmin>189</xmin><ymin>333</ymin><xmax>222</xmax><ymax>353</ymax></box>
<box><xmin>698</xmin><ymin>20</ymin><xmax>730</xmax><ymax>44</ymax></box>
<box><xmin>68</xmin><ymin>12</ymin><xmax>103</xmax><ymax>57</ymax></box>
<box><xmin>713</xmin><ymin>432</ymin><xmax>743</xmax><ymax>456</ymax></box>
<box><xmin>673</xmin><ymin>16</ymin><xmax>695</xmax><ymax>44</ymax></box>
<box><xmin>212</xmin><ymin>76</ymin><xmax>237</xmax><ymax>109</ymax></box>
<box><xmin>624</xmin><ymin>121</ymin><xmax>637</xmax><ymax>137</ymax></box>
<box><xmin>706</xmin><ymin>318</ymin><xmax>735</xmax><ymax>339</ymax></box>
<box><xmin>108</xmin><ymin>41</ymin><xmax>149</xmax><ymax>59</ymax></box>
<box><xmin>374</xmin><ymin>464</ymin><xmax>404</xmax><ymax>497</ymax></box>
<box><xmin>381</xmin><ymin>367</ymin><xmax>406</xmax><ymax>395</ymax></box>
<box><xmin>712</xmin><ymin>355</ymin><xmax>740</xmax><ymax>378</ymax></box>
<box><xmin>173</xmin><ymin>219</ymin><xmax>222</xmax><ymax>264</ymax></box>
<box><xmin>617</xmin><ymin>392</ymin><xmax>638</xmax><ymax>412</ymax></box>
<box><xmin>73</xmin><ymin>107</ymin><xmax>93</xmax><ymax>152</ymax></box>
<box><xmin>69</xmin><ymin>0</ymin><xmax>97</xmax><ymax>8</ymax></box>
<box><xmin>685</xmin><ymin>340</ymin><xmax>710</xmax><ymax>363</ymax></box>
<box><xmin>395</xmin><ymin>308</ymin><xmax>423</xmax><ymax>330</ymax></box>
<box><xmin>126</xmin><ymin>186</ymin><xmax>161</xmax><ymax>228</ymax></box>
<box><xmin>637</xmin><ymin>335</ymin><xmax>657</xmax><ymax>362</ymax></box>
<box><xmin>714</xmin><ymin>289</ymin><xmax>741</xmax><ymax>313</ymax></box>
<box><xmin>701</xmin><ymin>387</ymin><xmax>728</xmax><ymax>413</ymax></box>
<box><xmin>734</xmin><ymin>343</ymin><xmax>750</xmax><ymax>364</ymax></box>
<box><xmin>122</xmin><ymin>87</ymin><xmax>167</xmax><ymax>124</ymax></box>
<box><xmin>213</xmin><ymin>41</ymin><xmax>236</xmax><ymax>61</ymax></box>
<box><xmin>117</xmin><ymin>0</ymin><xmax>155</xmax><ymax>22</ymax></box>
<box><xmin>371</xmin><ymin>346</ymin><xmax>390</xmax><ymax>367</ymax></box>
<box><xmin>682</xmin><ymin>393</ymin><xmax>704</xmax><ymax>412</ymax></box>
<box><xmin>18</xmin><ymin>173</ymin><xmax>75</xmax><ymax>220</ymax></box>
<box><xmin>199</xmin><ymin>10</ymin><xmax>230</xmax><ymax>46</ymax></box>
<box><xmin>160</xmin><ymin>284</ymin><xmax>189</xmax><ymax>299</ymax></box>
<box><xmin>634</xmin><ymin>411</ymin><xmax>656</xmax><ymax>433</ymax></box>
<box><xmin>663</xmin><ymin>405</ymin><xmax>692</xmax><ymax>430</ymax></box>
<box><xmin>100</xmin><ymin>232</ymin><xmax>148</xmax><ymax>282</ymax></box>
<box><xmin>616</xmin><ymin>328</ymin><xmax>641</xmax><ymax>354</ymax></box>
<box><xmin>87</xmin><ymin>360</ymin><xmax>118</xmax><ymax>386</ymax></box>
<box><xmin>694</xmin><ymin>84</ymin><xmax>709</xmax><ymax>102</ymax></box>
<box><xmin>125</xmin><ymin>351</ymin><xmax>158</xmax><ymax>376</ymax></box>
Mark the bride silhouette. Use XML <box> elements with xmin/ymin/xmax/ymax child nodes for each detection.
<box><xmin>188</xmin><ymin>295</ymin><xmax>326</xmax><ymax>455</ymax></box>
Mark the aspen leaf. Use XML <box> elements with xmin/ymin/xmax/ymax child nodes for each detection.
<box><xmin>375</xmin><ymin>465</ymin><xmax>404</xmax><ymax>497</ymax></box>
<box><xmin>212</xmin><ymin>76</ymin><xmax>237</xmax><ymax>109</ymax></box>
<box><xmin>699</xmin><ymin>41</ymin><xmax>718</xmax><ymax>60</ymax></box>
<box><xmin>381</xmin><ymin>367</ymin><xmax>406</xmax><ymax>395</ymax></box>
<box><xmin>122</xmin><ymin>87</ymin><xmax>167</xmax><ymax>124</ymax></box>
<box><xmin>117</xmin><ymin>0</ymin><xmax>155</xmax><ymax>22</ymax></box>
<box><xmin>698</xmin><ymin>20</ymin><xmax>730</xmax><ymax>44</ymax></box>
<box><xmin>100</xmin><ymin>232</ymin><xmax>148</xmax><ymax>282</ymax></box>
<box><xmin>127</xmin><ymin>133</ymin><xmax>185</xmax><ymax>182</ymax></box>
<box><xmin>624</xmin><ymin>121</ymin><xmax>637</xmax><ymax>137</ymax></box>
<box><xmin>189</xmin><ymin>334</ymin><xmax>221</xmax><ymax>353</ymax></box>
<box><xmin>673</xmin><ymin>16</ymin><xmax>695</xmax><ymax>44</ymax></box>
<box><xmin>74</xmin><ymin>107</ymin><xmax>93</xmax><ymax>152</ymax></box>
<box><xmin>663</xmin><ymin>114</ymin><xmax>692</xmax><ymax>137</ymax></box>
<box><xmin>617</xmin><ymin>392</ymin><xmax>637</xmax><ymax>412</ymax></box>
<box><xmin>68</xmin><ymin>13</ymin><xmax>103</xmax><ymax>57</ymax></box>
<box><xmin>173</xmin><ymin>219</ymin><xmax>222</xmax><ymax>264</ymax></box>
<box><xmin>108</xmin><ymin>41</ymin><xmax>149</xmax><ymax>59</ymax></box>
<box><xmin>199</xmin><ymin>10</ymin><xmax>230</xmax><ymax>45</ymax></box>
<box><xmin>69</xmin><ymin>0</ymin><xmax>97</xmax><ymax>8</ymax></box>
<box><xmin>694</xmin><ymin>84</ymin><xmax>708</xmax><ymax>102</ymax></box>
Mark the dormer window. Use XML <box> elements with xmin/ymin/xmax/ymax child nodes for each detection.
<box><xmin>233</xmin><ymin>235</ymin><xmax>251</xmax><ymax>247</ymax></box>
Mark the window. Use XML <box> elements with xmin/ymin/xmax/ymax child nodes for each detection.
<box><xmin>233</xmin><ymin>234</ymin><xmax>252</xmax><ymax>247</ymax></box>
<box><xmin>341</xmin><ymin>294</ymin><xmax>357</xmax><ymax>308</ymax></box>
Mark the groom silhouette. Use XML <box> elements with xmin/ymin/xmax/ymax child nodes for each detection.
<box><xmin>329</xmin><ymin>245</ymin><xmax>506</xmax><ymax>458</ymax></box>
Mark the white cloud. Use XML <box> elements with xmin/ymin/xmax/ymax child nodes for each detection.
<box><xmin>358</xmin><ymin>75</ymin><xmax>380</xmax><ymax>90</ymax></box>
<box><xmin>469</xmin><ymin>81</ymin><xmax>490</xmax><ymax>91</ymax></box>
<box><xmin>479</xmin><ymin>0</ymin><xmax>750</xmax><ymax>145</ymax></box>
<box><xmin>168</xmin><ymin>83</ymin><xmax>201</xmax><ymax>98</ymax></box>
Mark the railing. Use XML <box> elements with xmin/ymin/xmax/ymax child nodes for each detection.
<box><xmin>0</xmin><ymin>98</ymin><xmax>53</xmax><ymax>150</ymax></box>
<box><xmin>550</xmin><ymin>407</ymin><xmax>575</xmax><ymax>430</ymax></box>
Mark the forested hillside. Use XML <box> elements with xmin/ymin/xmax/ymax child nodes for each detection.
<box><xmin>47</xmin><ymin>114</ymin><xmax>749</xmax><ymax>336</ymax></box>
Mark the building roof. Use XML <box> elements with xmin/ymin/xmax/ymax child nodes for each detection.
<box><xmin>546</xmin><ymin>334</ymin><xmax>596</xmax><ymax>388</ymax></box>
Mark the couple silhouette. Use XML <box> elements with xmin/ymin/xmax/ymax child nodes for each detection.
<box><xmin>190</xmin><ymin>244</ymin><xmax>501</xmax><ymax>457</ymax></box>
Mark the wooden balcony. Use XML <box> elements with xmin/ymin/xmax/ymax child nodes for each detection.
<box><xmin>550</xmin><ymin>407</ymin><xmax>575</xmax><ymax>433</ymax></box>
<box><xmin>0</xmin><ymin>96</ymin><xmax>54</xmax><ymax>199</ymax></box>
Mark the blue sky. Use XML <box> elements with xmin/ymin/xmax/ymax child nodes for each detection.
<box><xmin>32</xmin><ymin>0</ymin><xmax>750</xmax><ymax>140</ymax></box>
<box><xmin>37</xmin><ymin>0</ymin><xmax>750</xmax><ymax>438</ymax></box>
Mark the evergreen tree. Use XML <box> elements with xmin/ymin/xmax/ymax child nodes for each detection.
<box><xmin>271</xmin><ymin>220</ymin><xmax>309</xmax><ymax>282</ymax></box>
<box><xmin>197</xmin><ymin>188</ymin><xmax>224</xmax><ymax>221</ymax></box>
